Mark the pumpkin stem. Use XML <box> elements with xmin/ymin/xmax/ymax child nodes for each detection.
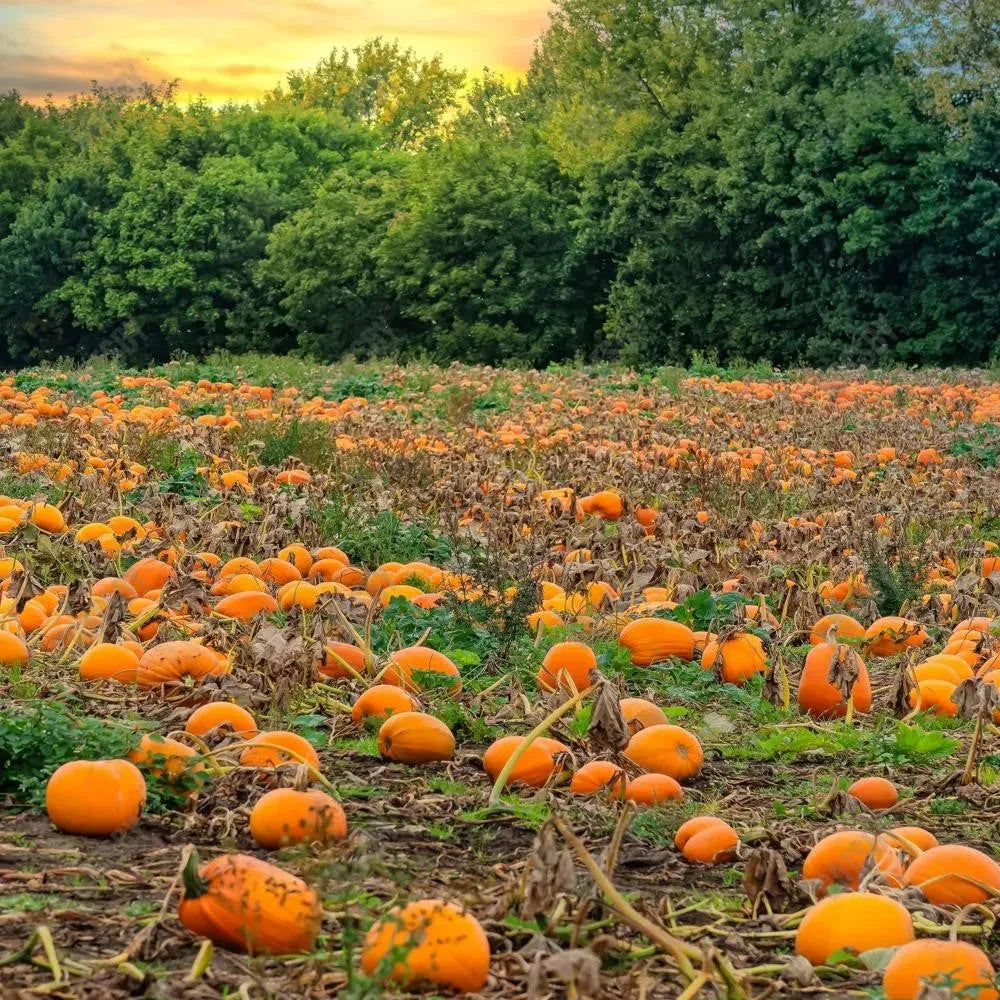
<box><xmin>180</xmin><ymin>847</ymin><xmax>208</xmax><ymax>900</ymax></box>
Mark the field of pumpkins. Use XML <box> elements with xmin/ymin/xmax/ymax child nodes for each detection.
<box><xmin>1</xmin><ymin>357</ymin><xmax>1000</xmax><ymax>998</ymax></box>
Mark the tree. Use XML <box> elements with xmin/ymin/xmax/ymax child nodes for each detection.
<box><xmin>268</xmin><ymin>38</ymin><xmax>464</xmax><ymax>148</ymax></box>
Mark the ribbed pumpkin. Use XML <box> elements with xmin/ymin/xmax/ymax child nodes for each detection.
<box><xmin>185</xmin><ymin>702</ymin><xmax>258</xmax><ymax>740</ymax></box>
<box><xmin>45</xmin><ymin>759</ymin><xmax>146</xmax><ymax>836</ymax></box>
<box><xmin>797</xmin><ymin>631</ymin><xmax>872</xmax><ymax>718</ymax></box>
<box><xmin>620</xmin><ymin>697</ymin><xmax>669</xmax><ymax>731</ymax></box>
<box><xmin>249</xmin><ymin>788</ymin><xmax>347</xmax><ymax>848</ymax></box>
<box><xmin>178</xmin><ymin>852</ymin><xmax>321</xmax><ymax>954</ymax></box>
<box><xmin>624</xmin><ymin>724</ymin><xmax>703</xmax><ymax>781</ymax></box>
<box><xmin>569</xmin><ymin>760</ymin><xmax>626</xmax><ymax>797</ymax></box>
<box><xmin>378</xmin><ymin>712</ymin><xmax>455</xmax><ymax>764</ymax></box>
<box><xmin>619</xmin><ymin>618</ymin><xmax>695</xmax><ymax>665</ymax></box>
<box><xmin>624</xmin><ymin>772</ymin><xmax>683</xmax><ymax>805</ymax></box>
<box><xmin>361</xmin><ymin>899</ymin><xmax>490</xmax><ymax>993</ymax></box>
<box><xmin>135</xmin><ymin>640</ymin><xmax>229</xmax><ymax>687</ymax></box>
<box><xmin>129</xmin><ymin>734</ymin><xmax>204</xmax><ymax>785</ymax></box>
<box><xmin>700</xmin><ymin>632</ymin><xmax>767</xmax><ymax>685</ymax></box>
<box><xmin>318</xmin><ymin>641</ymin><xmax>367</xmax><ymax>680</ymax></box>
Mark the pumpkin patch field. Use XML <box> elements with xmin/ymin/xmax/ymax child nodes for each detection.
<box><xmin>2</xmin><ymin>356</ymin><xmax>1000</xmax><ymax>999</ymax></box>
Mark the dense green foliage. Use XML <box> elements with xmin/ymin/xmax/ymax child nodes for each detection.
<box><xmin>3</xmin><ymin>4</ymin><xmax>1000</xmax><ymax>366</ymax></box>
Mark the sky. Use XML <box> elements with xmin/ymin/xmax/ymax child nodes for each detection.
<box><xmin>0</xmin><ymin>1</ymin><xmax>552</xmax><ymax>104</ymax></box>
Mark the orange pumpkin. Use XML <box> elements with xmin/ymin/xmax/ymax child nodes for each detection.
<box><xmin>361</xmin><ymin>899</ymin><xmax>490</xmax><ymax>993</ymax></box>
<box><xmin>239</xmin><ymin>731</ymin><xmax>320</xmax><ymax>770</ymax></box>
<box><xmin>136</xmin><ymin>641</ymin><xmax>228</xmax><ymax>687</ymax></box>
<box><xmin>378</xmin><ymin>712</ymin><xmax>455</xmax><ymax>764</ymax></box>
<box><xmin>619</xmin><ymin>618</ymin><xmax>695</xmax><ymax>665</ymax></box>
<box><xmin>249</xmin><ymin>788</ymin><xmax>347</xmax><ymax>848</ymax></box>
<box><xmin>481</xmin><ymin>736</ymin><xmax>556</xmax><ymax>788</ymax></box>
<box><xmin>624</xmin><ymin>724</ymin><xmax>703</xmax><ymax>781</ymax></box>
<box><xmin>384</xmin><ymin>646</ymin><xmax>461</xmax><ymax>693</ymax></box>
<box><xmin>45</xmin><ymin>759</ymin><xmax>146</xmax><ymax>836</ymax></box>
<box><xmin>536</xmin><ymin>641</ymin><xmax>597</xmax><ymax>692</ymax></box>
<box><xmin>178</xmin><ymin>851</ymin><xmax>321</xmax><ymax>954</ymax></box>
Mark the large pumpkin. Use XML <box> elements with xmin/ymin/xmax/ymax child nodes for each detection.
<box><xmin>45</xmin><ymin>759</ymin><xmax>146</xmax><ymax>837</ymax></box>
<box><xmin>361</xmin><ymin>899</ymin><xmax>490</xmax><ymax>993</ymax></box>
<box><xmin>178</xmin><ymin>852</ymin><xmax>321</xmax><ymax>954</ymax></box>
<box><xmin>136</xmin><ymin>640</ymin><xmax>229</xmax><ymax>687</ymax></box>
<box><xmin>378</xmin><ymin>712</ymin><xmax>455</xmax><ymax>764</ymax></box>
<box><xmin>619</xmin><ymin>618</ymin><xmax>695</xmax><ymax>665</ymax></box>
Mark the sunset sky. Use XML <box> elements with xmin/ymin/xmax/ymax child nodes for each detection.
<box><xmin>0</xmin><ymin>1</ymin><xmax>552</xmax><ymax>104</ymax></box>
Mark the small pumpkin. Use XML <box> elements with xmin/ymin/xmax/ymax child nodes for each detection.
<box><xmin>384</xmin><ymin>646</ymin><xmax>461</xmax><ymax>692</ymax></box>
<box><xmin>536</xmin><ymin>640</ymin><xmax>597</xmax><ymax>692</ymax></box>
<box><xmin>378</xmin><ymin>712</ymin><xmax>455</xmax><ymax>764</ymax></box>
<box><xmin>482</xmin><ymin>736</ymin><xmax>556</xmax><ymax>788</ymax></box>
<box><xmin>185</xmin><ymin>702</ymin><xmax>258</xmax><ymax>740</ymax></box>
<box><xmin>569</xmin><ymin>760</ymin><xmax>626</xmax><ymax>798</ymax></box>
<box><xmin>624</xmin><ymin>724</ymin><xmax>703</xmax><ymax>781</ymax></box>
<box><xmin>701</xmin><ymin>632</ymin><xmax>767</xmax><ymax>685</ymax></box>
<box><xmin>249</xmin><ymin>787</ymin><xmax>347</xmax><ymax>848</ymax></box>
<box><xmin>79</xmin><ymin>642</ymin><xmax>139</xmax><ymax>683</ymax></box>
<box><xmin>240</xmin><ymin>730</ymin><xmax>320</xmax><ymax>770</ymax></box>
<box><xmin>178</xmin><ymin>851</ymin><xmax>321</xmax><ymax>954</ymax></box>
<box><xmin>351</xmin><ymin>685</ymin><xmax>419</xmax><ymax>725</ymax></box>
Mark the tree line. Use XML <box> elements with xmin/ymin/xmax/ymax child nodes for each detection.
<box><xmin>3</xmin><ymin>0</ymin><xmax>1000</xmax><ymax>368</ymax></box>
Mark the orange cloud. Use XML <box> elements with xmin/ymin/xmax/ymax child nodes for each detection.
<box><xmin>1</xmin><ymin>0</ymin><xmax>552</xmax><ymax>103</ymax></box>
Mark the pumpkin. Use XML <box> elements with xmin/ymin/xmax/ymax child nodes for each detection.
<box><xmin>178</xmin><ymin>851</ymin><xmax>321</xmax><ymax>954</ymax></box>
<box><xmin>675</xmin><ymin>816</ymin><xmax>729</xmax><ymax>850</ymax></box>
<box><xmin>883</xmin><ymin>826</ymin><xmax>938</xmax><ymax>857</ymax></box>
<box><xmin>864</xmin><ymin>616</ymin><xmax>928</xmax><ymax>656</ymax></box>
<box><xmin>384</xmin><ymin>646</ymin><xmax>461</xmax><ymax>692</ymax></box>
<box><xmin>847</xmin><ymin>776</ymin><xmax>898</xmax><ymax>810</ymax></box>
<box><xmin>240</xmin><ymin>731</ymin><xmax>320</xmax><ymax>770</ymax></box>
<box><xmin>902</xmin><ymin>844</ymin><xmax>1000</xmax><ymax>906</ymax></box>
<box><xmin>802</xmin><ymin>830</ymin><xmax>903</xmax><ymax>892</ymax></box>
<box><xmin>481</xmin><ymin>736</ymin><xmax>556</xmax><ymax>788</ymax></box>
<box><xmin>249</xmin><ymin>788</ymin><xmax>347</xmax><ymax>848</ymax></box>
<box><xmin>45</xmin><ymin>759</ymin><xmax>146</xmax><ymax>836</ymax></box>
<box><xmin>79</xmin><ymin>642</ymin><xmax>139</xmax><ymax>683</ymax></box>
<box><xmin>795</xmin><ymin>893</ymin><xmax>914</xmax><ymax>966</ymax></box>
<box><xmin>569</xmin><ymin>760</ymin><xmax>626</xmax><ymax>797</ymax></box>
<box><xmin>908</xmin><ymin>678</ymin><xmax>959</xmax><ymax>716</ymax></box>
<box><xmin>619</xmin><ymin>618</ymin><xmax>695</xmax><ymax>665</ymax></box>
<box><xmin>623</xmin><ymin>772</ymin><xmax>683</xmax><ymax>805</ymax></box>
<box><xmin>361</xmin><ymin>899</ymin><xmax>490</xmax><ymax>993</ymax></box>
<box><xmin>185</xmin><ymin>702</ymin><xmax>258</xmax><ymax>740</ymax></box>
<box><xmin>0</xmin><ymin>631</ymin><xmax>29</xmax><ymax>667</ymax></box>
<box><xmin>351</xmin><ymin>685</ymin><xmax>419</xmax><ymax>724</ymax></box>
<box><xmin>318</xmin><ymin>641</ymin><xmax>368</xmax><ymax>680</ymax></box>
<box><xmin>681</xmin><ymin>822</ymin><xmax>738</xmax><ymax>865</ymax></box>
<box><xmin>123</xmin><ymin>557</ymin><xmax>176</xmax><ymax>596</ymax></box>
<box><xmin>625</xmin><ymin>724</ymin><xmax>702</xmax><ymax>781</ymax></box>
<box><xmin>213</xmin><ymin>591</ymin><xmax>279</xmax><ymax>620</ymax></box>
<box><xmin>883</xmin><ymin>940</ymin><xmax>997</xmax><ymax>1000</ymax></box>
<box><xmin>808</xmin><ymin>613</ymin><xmax>865</xmax><ymax>645</ymax></box>
<box><xmin>378</xmin><ymin>712</ymin><xmax>455</xmax><ymax>764</ymax></box>
<box><xmin>129</xmin><ymin>734</ymin><xmax>205</xmax><ymax>785</ymax></box>
<box><xmin>797</xmin><ymin>631</ymin><xmax>871</xmax><ymax>718</ymax></box>
<box><xmin>135</xmin><ymin>640</ymin><xmax>228</xmax><ymax>687</ymax></box>
<box><xmin>619</xmin><ymin>696</ymin><xmax>669</xmax><ymax>732</ymax></box>
<box><xmin>701</xmin><ymin>633</ymin><xmax>767</xmax><ymax>684</ymax></box>
<box><xmin>536</xmin><ymin>640</ymin><xmax>598</xmax><ymax>692</ymax></box>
